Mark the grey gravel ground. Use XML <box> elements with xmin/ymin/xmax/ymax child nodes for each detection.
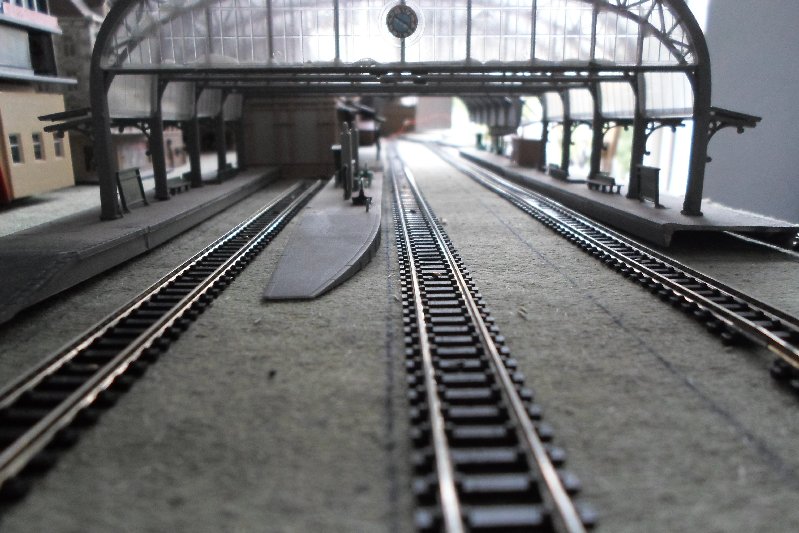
<box><xmin>0</xmin><ymin>141</ymin><xmax>797</xmax><ymax>532</ymax></box>
<box><xmin>663</xmin><ymin>233</ymin><xmax>799</xmax><ymax>317</ymax></box>
<box><xmin>397</xmin><ymin>141</ymin><xmax>799</xmax><ymax>533</ymax></box>
<box><xmin>0</xmin><ymin>176</ymin><xmax>412</xmax><ymax>532</ymax></box>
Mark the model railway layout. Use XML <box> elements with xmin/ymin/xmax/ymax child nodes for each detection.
<box><xmin>426</xmin><ymin>144</ymin><xmax>799</xmax><ymax>393</ymax></box>
<box><xmin>390</xmin><ymin>148</ymin><xmax>594</xmax><ymax>532</ymax></box>
<box><xmin>0</xmin><ymin>146</ymin><xmax>796</xmax><ymax>529</ymax></box>
<box><xmin>0</xmin><ymin>180</ymin><xmax>324</xmax><ymax>501</ymax></box>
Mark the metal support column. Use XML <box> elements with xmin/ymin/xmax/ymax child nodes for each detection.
<box><xmin>235</xmin><ymin>118</ymin><xmax>247</xmax><ymax>171</ymax></box>
<box><xmin>560</xmin><ymin>121</ymin><xmax>572</xmax><ymax>173</ymax></box>
<box><xmin>539</xmin><ymin>95</ymin><xmax>548</xmax><ymax>171</ymax></box>
<box><xmin>186</xmin><ymin>116</ymin><xmax>202</xmax><ymax>187</ymax></box>
<box><xmin>683</xmin><ymin>70</ymin><xmax>711</xmax><ymax>216</ymax></box>
<box><xmin>560</xmin><ymin>92</ymin><xmax>572</xmax><ymax>173</ymax></box>
<box><xmin>628</xmin><ymin>73</ymin><xmax>647</xmax><ymax>199</ymax></box>
<box><xmin>540</xmin><ymin>121</ymin><xmax>549</xmax><ymax>171</ymax></box>
<box><xmin>186</xmin><ymin>84</ymin><xmax>203</xmax><ymax>187</ymax></box>
<box><xmin>352</xmin><ymin>127</ymin><xmax>359</xmax><ymax>175</ymax></box>
<box><xmin>216</xmin><ymin>91</ymin><xmax>229</xmax><ymax>175</ymax></box>
<box><xmin>341</xmin><ymin>122</ymin><xmax>353</xmax><ymax>200</ymax></box>
<box><xmin>150</xmin><ymin>78</ymin><xmax>169</xmax><ymax>201</ymax></box>
<box><xmin>91</xmin><ymin>69</ymin><xmax>121</xmax><ymax>220</ymax></box>
<box><xmin>589</xmin><ymin>83</ymin><xmax>604</xmax><ymax>178</ymax></box>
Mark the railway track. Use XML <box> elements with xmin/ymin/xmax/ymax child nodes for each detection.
<box><xmin>426</xmin><ymin>144</ymin><xmax>799</xmax><ymax>393</ymax></box>
<box><xmin>390</xmin><ymin>148</ymin><xmax>594</xmax><ymax>532</ymax></box>
<box><xmin>0</xmin><ymin>179</ymin><xmax>324</xmax><ymax>501</ymax></box>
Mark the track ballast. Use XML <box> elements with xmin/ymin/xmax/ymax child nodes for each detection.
<box><xmin>427</xmin><ymin>144</ymin><xmax>799</xmax><ymax>394</ymax></box>
<box><xmin>390</xmin><ymin>146</ymin><xmax>594</xmax><ymax>532</ymax></box>
<box><xmin>0</xmin><ymin>179</ymin><xmax>324</xmax><ymax>502</ymax></box>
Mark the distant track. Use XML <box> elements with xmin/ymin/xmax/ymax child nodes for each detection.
<box><xmin>723</xmin><ymin>232</ymin><xmax>799</xmax><ymax>260</ymax></box>
<box><xmin>390</xmin><ymin>145</ymin><xmax>594</xmax><ymax>532</ymax></box>
<box><xmin>0</xmin><ymin>179</ymin><xmax>324</xmax><ymax>501</ymax></box>
<box><xmin>427</xmin><ymin>144</ymin><xmax>799</xmax><ymax>393</ymax></box>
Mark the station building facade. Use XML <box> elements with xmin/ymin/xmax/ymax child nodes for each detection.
<box><xmin>0</xmin><ymin>0</ymin><xmax>75</xmax><ymax>203</ymax></box>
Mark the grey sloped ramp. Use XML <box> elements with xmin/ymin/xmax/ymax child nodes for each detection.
<box><xmin>263</xmin><ymin>171</ymin><xmax>383</xmax><ymax>300</ymax></box>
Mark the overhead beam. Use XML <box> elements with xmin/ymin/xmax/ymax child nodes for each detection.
<box><xmin>106</xmin><ymin>63</ymin><xmax>694</xmax><ymax>76</ymax></box>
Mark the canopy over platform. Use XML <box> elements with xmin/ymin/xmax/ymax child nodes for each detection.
<box><xmin>80</xmin><ymin>0</ymin><xmax>753</xmax><ymax>220</ymax></box>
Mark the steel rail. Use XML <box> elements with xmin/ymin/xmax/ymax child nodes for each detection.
<box><xmin>0</xmin><ymin>180</ymin><xmax>323</xmax><ymax>493</ymax></box>
<box><xmin>430</xmin><ymin>145</ymin><xmax>799</xmax><ymax>373</ymax></box>
<box><xmin>391</xmin><ymin>148</ymin><xmax>587</xmax><ymax>532</ymax></box>
<box><xmin>723</xmin><ymin>232</ymin><xmax>799</xmax><ymax>262</ymax></box>
<box><xmin>391</xmin><ymin>158</ymin><xmax>464</xmax><ymax>533</ymax></box>
<box><xmin>0</xmin><ymin>182</ymin><xmax>310</xmax><ymax>406</ymax></box>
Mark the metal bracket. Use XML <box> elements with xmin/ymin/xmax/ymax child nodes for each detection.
<box><xmin>705</xmin><ymin>107</ymin><xmax>762</xmax><ymax>162</ymax></box>
<box><xmin>707</xmin><ymin>119</ymin><xmax>752</xmax><ymax>143</ymax></box>
<box><xmin>644</xmin><ymin>119</ymin><xmax>684</xmax><ymax>155</ymax></box>
<box><xmin>123</xmin><ymin>120</ymin><xmax>152</xmax><ymax>142</ymax></box>
<box><xmin>602</xmin><ymin>121</ymin><xmax>631</xmax><ymax>136</ymax></box>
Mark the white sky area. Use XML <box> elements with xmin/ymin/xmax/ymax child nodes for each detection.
<box><xmin>665</xmin><ymin>0</ymin><xmax>709</xmax><ymax>194</ymax></box>
<box><xmin>689</xmin><ymin>0</ymin><xmax>710</xmax><ymax>30</ymax></box>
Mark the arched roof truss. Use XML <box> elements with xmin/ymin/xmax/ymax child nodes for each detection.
<box><xmin>88</xmin><ymin>0</ymin><xmax>721</xmax><ymax>221</ymax></box>
<box><xmin>95</xmin><ymin>0</ymin><xmax>708</xmax><ymax>127</ymax></box>
<box><xmin>98</xmin><ymin>0</ymin><xmax>706</xmax><ymax>75</ymax></box>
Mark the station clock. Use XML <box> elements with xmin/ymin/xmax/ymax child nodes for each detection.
<box><xmin>386</xmin><ymin>4</ymin><xmax>419</xmax><ymax>39</ymax></box>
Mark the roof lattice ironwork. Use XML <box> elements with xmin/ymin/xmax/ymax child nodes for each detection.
<box><xmin>100</xmin><ymin>0</ymin><xmax>704</xmax><ymax>71</ymax></box>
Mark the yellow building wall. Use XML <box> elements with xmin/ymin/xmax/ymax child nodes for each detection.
<box><xmin>0</xmin><ymin>91</ymin><xmax>74</xmax><ymax>199</ymax></box>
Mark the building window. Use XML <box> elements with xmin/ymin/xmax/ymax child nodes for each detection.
<box><xmin>31</xmin><ymin>132</ymin><xmax>44</xmax><ymax>160</ymax></box>
<box><xmin>53</xmin><ymin>134</ymin><xmax>64</xmax><ymax>158</ymax></box>
<box><xmin>9</xmin><ymin>134</ymin><xmax>23</xmax><ymax>164</ymax></box>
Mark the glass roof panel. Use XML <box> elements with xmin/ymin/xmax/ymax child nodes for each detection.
<box><xmin>594</xmin><ymin>10</ymin><xmax>637</xmax><ymax>64</ymax></box>
<box><xmin>544</xmin><ymin>92</ymin><xmax>564</xmax><ymax>121</ymax></box>
<box><xmin>598</xmin><ymin>80</ymin><xmax>635</xmax><ymax>119</ymax></box>
<box><xmin>223</xmin><ymin>92</ymin><xmax>243</xmax><ymax>120</ymax></box>
<box><xmin>162</xmin><ymin>81</ymin><xmax>195</xmax><ymax>120</ymax></box>
<box><xmin>470</xmin><ymin>0</ymin><xmax>534</xmax><ymax>63</ymax></box>
<box><xmin>108</xmin><ymin>73</ymin><xmax>153</xmax><ymax>119</ymax></box>
<box><xmin>197</xmin><ymin>87</ymin><xmax>222</xmax><ymax>118</ymax></box>
<box><xmin>644</xmin><ymin>71</ymin><xmax>693</xmax><ymax>118</ymax></box>
<box><xmin>100</xmin><ymin>0</ymin><xmax>702</xmax><ymax>70</ymax></box>
<box><xmin>339</xmin><ymin>0</ymin><xmax>399</xmax><ymax>63</ymax></box>
<box><xmin>567</xmin><ymin>88</ymin><xmax>593</xmax><ymax>121</ymax></box>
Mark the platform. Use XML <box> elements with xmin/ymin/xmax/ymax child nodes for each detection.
<box><xmin>459</xmin><ymin>148</ymin><xmax>798</xmax><ymax>247</ymax></box>
<box><xmin>263</xmin><ymin>166</ymin><xmax>383</xmax><ymax>300</ymax></box>
<box><xmin>0</xmin><ymin>167</ymin><xmax>279</xmax><ymax>325</ymax></box>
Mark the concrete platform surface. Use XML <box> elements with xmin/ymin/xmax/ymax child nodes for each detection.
<box><xmin>263</xmin><ymin>163</ymin><xmax>383</xmax><ymax>300</ymax></box>
<box><xmin>0</xmin><ymin>152</ymin><xmax>237</xmax><ymax>238</ymax></box>
<box><xmin>459</xmin><ymin>148</ymin><xmax>798</xmax><ymax>246</ymax></box>
<box><xmin>0</xmin><ymin>167</ymin><xmax>278</xmax><ymax>325</ymax></box>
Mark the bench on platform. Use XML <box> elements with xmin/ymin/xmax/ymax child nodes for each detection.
<box><xmin>547</xmin><ymin>164</ymin><xmax>569</xmax><ymax>181</ymax></box>
<box><xmin>115</xmin><ymin>167</ymin><xmax>147</xmax><ymax>212</ymax></box>
<box><xmin>167</xmin><ymin>177</ymin><xmax>191</xmax><ymax>195</ymax></box>
<box><xmin>586</xmin><ymin>173</ymin><xmax>622</xmax><ymax>194</ymax></box>
<box><xmin>216</xmin><ymin>163</ymin><xmax>237</xmax><ymax>183</ymax></box>
<box><xmin>635</xmin><ymin>165</ymin><xmax>663</xmax><ymax>208</ymax></box>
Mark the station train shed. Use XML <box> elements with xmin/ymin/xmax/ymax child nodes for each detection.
<box><xmin>43</xmin><ymin>0</ymin><xmax>760</xmax><ymax>222</ymax></box>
